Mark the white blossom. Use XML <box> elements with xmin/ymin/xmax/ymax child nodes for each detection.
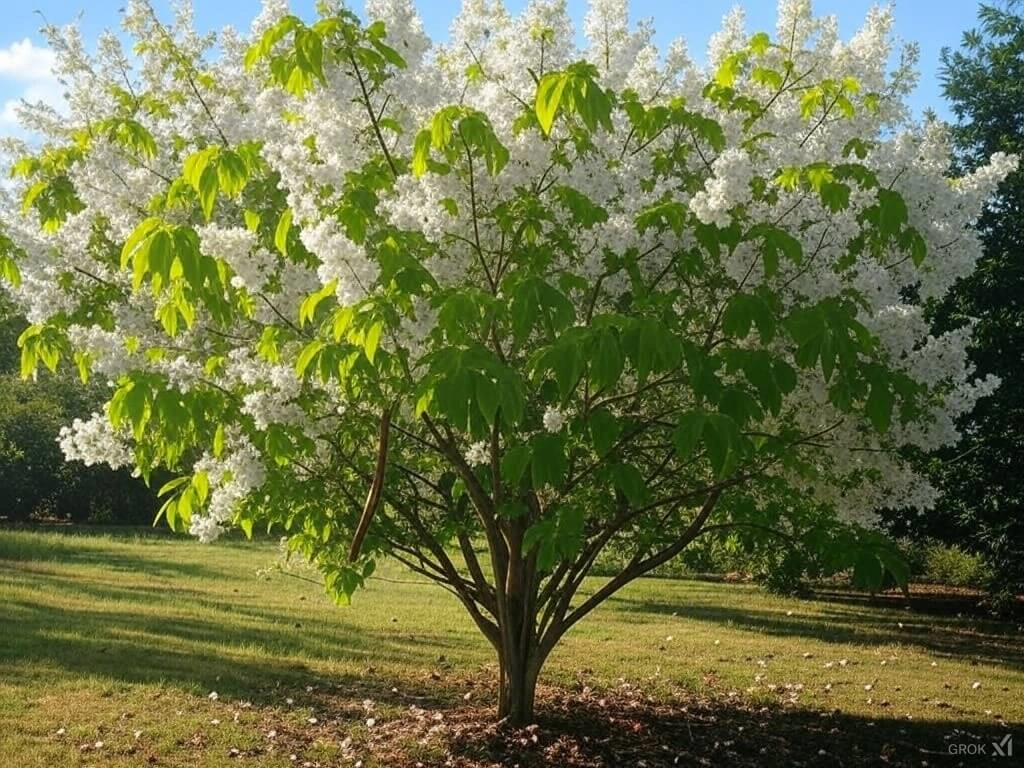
<box><xmin>464</xmin><ymin>441</ymin><xmax>489</xmax><ymax>467</ymax></box>
<box><xmin>542</xmin><ymin>406</ymin><xmax>567</xmax><ymax>433</ymax></box>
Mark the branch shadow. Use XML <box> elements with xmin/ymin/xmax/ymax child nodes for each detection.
<box><xmin>280</xmin><ymin>684</ymin><xmax>1017</xmax><ymax>768</ymax></box>
<box><xmin>0</xmin><ymin>595</ymin><xmax>483</xmax><ymax>703</ymax></box>
<box><xmin>606</xmin><ymin>592</ymin><xmax>1024</xmax><ymax>672</ymax></box>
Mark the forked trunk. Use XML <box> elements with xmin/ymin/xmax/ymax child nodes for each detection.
<box><xmin>497</xmin><ymin>640</ymin><xmax>542</xmax><ymax>726</ymax></box>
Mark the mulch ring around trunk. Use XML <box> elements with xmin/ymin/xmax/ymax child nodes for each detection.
<box><xmin>251</xmin><ymin>680</ymin><xmax>1000</xmax><ymax>767</ymax></box>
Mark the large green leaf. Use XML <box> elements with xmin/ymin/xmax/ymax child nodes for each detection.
<box><xmin>531</xmin><ymin>432</ymin><xmax>567</xmax><ymax>489</ymax></box>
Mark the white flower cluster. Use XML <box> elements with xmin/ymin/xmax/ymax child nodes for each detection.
<box><xmin>542</xmin><ymin>406</ymin><xmax>568</xmax><ymax>433</ymax></box>
<box><xmin>299</xmin><ymin>220</ymin><xmax>379</xmax><ymax>306</ymax></box>
<box><xmin>689</xmin><ymin>148</ymin><xmax>755</xmax><ymax>227</ymax></box>
<box><xmin>464</xmin><ymin>440</ymin><xmax>490</xmax><ymax>467</ymax></box>
<box><xmin>197</xmin><ymin>223</ymin><xmax>273</xmax><ymax>292</ymax></box>
<box><xmin>189</xmin><ymin>438</ymin><xmax>266</xmax><ymax>542</ymax></box>
<box><xmin>58</xmin><ymin>413</ymin><xmax>133</xmax><ymax>470</ymax></box>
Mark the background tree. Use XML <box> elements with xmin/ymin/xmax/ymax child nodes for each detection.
<box><xmin>890</xmin><ymin>1</ymin><xmax>1024</xmax><ymax>608</ymax></box>
<box><xmin>0</xmin><ymin>292</ymin><xmax>160</xmax><ymax>523</ymax></box>
<box><xmin>0</xmin><ymin>0</ymin><xmax>1013</xmax><ymax>723</ymax></box>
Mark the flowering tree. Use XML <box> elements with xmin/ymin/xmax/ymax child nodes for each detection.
<box><xmin>0</xmin><ymin>0</ymin><xmax>1014</xmax><ymax>724</ymax></box>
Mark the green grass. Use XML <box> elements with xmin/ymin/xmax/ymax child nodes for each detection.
<box><xmin>0</xmin><ymin>528</ymin><xmax>1021</xmax><ymax>766</ymax></box>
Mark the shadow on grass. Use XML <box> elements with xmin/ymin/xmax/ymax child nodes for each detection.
<box><xmin>0</xmin><ymin>594</ymin><xmax>483</xmax><ymax>701</ymax></box>
<box><xmin>609</xmin><ymin>594</ymin><xmax>1024</xmax><ymax>672</ymax></box>
<box><xmin>257</xmin><ymin>682</ymin><xmax>1015</xmax><ymax>768</ymax></box>
<box><xmin>0</xmin><ymin>530</ymin><xmax>482</xmax><ymax>702</ymax></box>
<box><xmin>0</xmin><ymin>533</ymin><xmax>231</xmax><ymax>580</ymax></box>
<box><xmin>810</xmin><ymin>586</ymin><xmax>993</xmax><ymax>616</ymax></box>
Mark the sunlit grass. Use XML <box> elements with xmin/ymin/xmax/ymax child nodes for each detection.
<box><xmin>1</xmin><ymin>528</ymin><xmax>1020</xmax><ymax>766</ymax></box>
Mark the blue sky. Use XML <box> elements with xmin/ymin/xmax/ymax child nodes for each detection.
<box><xmin>0</xmin><ymin>0</ymin><xmax>984</xmax><ymax>134</ymax></box>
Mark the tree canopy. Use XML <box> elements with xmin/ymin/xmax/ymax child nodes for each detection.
<box><xmin>0</xmin><ymin>0</ymin><xmax>1014</xmax><ymax>722</ymax></box>
<box><xmin>924</xmin><ymin>0</ymin><xmax>1024</xmax><ymax>605</ymax></box>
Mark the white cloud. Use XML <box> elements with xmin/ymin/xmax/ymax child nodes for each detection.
<box><xmin>0</xmin><ymin>39</ymin><xmax>56</xmax><ymax>82</ymax></box>
<box><xmin>0</xmin><ymin>38</ymin><xmax>63</xmax><ymax>132</ymax></box>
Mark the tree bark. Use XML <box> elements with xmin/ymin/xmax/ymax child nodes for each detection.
<box><xmin>497</xmin><ymin>636</ymin><xmax>543</xmax><ymax>725</ymax></box>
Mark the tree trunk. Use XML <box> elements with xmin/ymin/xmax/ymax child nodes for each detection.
<box><xmin>497</xmin><ymin>640</ymin><xmax>542</xmax><ymax>726</ymax></box>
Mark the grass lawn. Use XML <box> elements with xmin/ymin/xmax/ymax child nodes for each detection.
<box><xmin>0</xmin><ymin>528</ymin><xmax>1020</xmax><ymax>767</ymax></box>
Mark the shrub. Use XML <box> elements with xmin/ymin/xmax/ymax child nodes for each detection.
<box><xmin>920</xmin><ymin>542</ymin><xmax>991</xmax><ymax>588</ymax></box>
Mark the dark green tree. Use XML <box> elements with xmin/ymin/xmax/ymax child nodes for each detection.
<box><xmin>925</xmin><ymin>1</ymin><xmax>1024</xmax><ymax>606</ymax></box>
<box><xmin>0</xmin><ymin>293</ymin><xmax>160</xmax><ymax>524</ymax></box>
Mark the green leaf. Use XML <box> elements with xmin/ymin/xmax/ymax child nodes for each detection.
<box><xmin>120</xmin><ymin>217</ymin><xmax>161</xmax><ymax>270</ymax></box>
<box><xmin>774</xmin><ymin>359</ymin><xmax>797</xmax><ymax>393</ymax></box>
<box><xmin>435</xmin><ymin>366</ymin><xmax>473</xmax><ymax>430</ymax></box>
<box><xmin>752</xmin><ymin>66</ymin><xmax>784</xmax><ymax>89</ymax></box>
<box><xmin>530</xmin><ymin>433</ymin><xmax>566</xmax><ymax>489</ymax></box>
<box><xmin>0</xmin><ymin>252</ymin><xmax>21</xmax><ymax>287</ymax></box>
<box><xmin>157</xmin><ymin>475</ymin><xmax>191</xmax><ymax>497</ymax></box>
<box><xmin>430</xmin><ymin>108</ymin><xmax>455</xmax><ymax>149</ymax></box>
<box><xmin>590</xmin><ymin>331</ymin><xmax>623</xmax><ymax>391</ymax></box>
<box><xmin>245</xmin><ymin>15</ymin><xmax>300</xmax><ymax>70</ymax></box>
<box><xmin>740</xmin><ymin>352</ymin><xmax>783</xmax><ymax>416</ymax></box>
<box><xmin>588</xmin><ymin>409</ymin><xmax>620</xmax><ymax>456</ymax></box>
<box><xmin>370</xmin><ymin>38</ymin><xmax>407</xmax><ymax>69</ymax></box>
<box><xmin>611</xmin><ymin>463</ymin><xmax>647</xmax><ymax>506</ymax></box>
<box><xmin>501</xmin><ymin>444</ymin><xmax>531</xmax><ymax>486</ymax></box>
<box><xmin>627</xmin><ymin>318</ymin><xmax>679</xmax><ymax>382</ymax></box>
<box><xmin>498</xmin><ymin>369</ymin><xmax>526</xmax><ymax>426</ymax></box>
<box><xmin>749</xmin><ymin>32</ymin><xmax>771</xmax><ymax>55</ymax></box>
<box><xmin>832</xmin><ymin>94</ymin><xmax>854</xmax><ymax>119</ymax></box>
<box><xmin>510</xmin><ymin>277</ymin><xmax>575</xmax><ymax>345</ymax></box>
<box><xmin>722</xmin><ymin>294</ymin><xmax>754</xmax><ymax>339</ymax></box>
<box><xmin>475</xmin><ymin>373</ymin><xmax>499</xmax><ymax>426</ymax></box>
<box><xmin>554</xmin><ymin>505</ymin><xmax>585</xmax><ymax>558</ymax></box>
<box><xmin>216</xmin><ymin>151</ymin><xmax>248</xmax><ymax>196</ymax></box>
<box><xmin>146</xmin><ymin>228</ymin><xmax>173</xmax><ymax>289</ymax></box>
<box><xmin>158</xmin><ymin>301</ymin><xmax>179</xmax><ymax>336</ymax></box>
<box><xmin>866</xmin><ymin>371</ymin><xmax>893</xmax><ymax>433</ymax></box>
<box><xmin>775</xmin><ymin>167</ymin><xmax>802</xmax><ymax>191</ymax></box>
<box><xmin>213</xmin><ymin>423</ymin><xmax>226</xmax><ymax>457</ymax></box>
<box><xmin>295</xmin><ymin>339</ymin><xmax>325</xmax><ymax>377</ymax></box>
<box><xmin>842</xmin><ymin>138</ymin><xmax>871</xmax><ymax>160</ymax></box>
<box><xmin>298</xmin><ymin>280</ymin><xmax>336</xmax><ymax>326</ymax></box>
<box><xmin>877</xmin><ymin>546</ymin><xmax>910</xmax><ymax>587</ymax></box>
<box><xmin>718</xmin><ymin>388</ymin><xmax>763</xmax><ymax>426</ymax></box>
<box><xmin>295</xmin><ymin>28</ymin><xmax>325</xmax><ymax>84</ymax></box>
<box><xmin>535</xmin><ymin>72</ymin><xmax>569</xmax><ymax>136</ymax></box>
<box><xmin>673</xmin><ymin>411</ymin><xmax>706</xmax><ymax>459</ymax></box>
<box><xmin>412</xmin><ymin>129</ymin><xmax>432</xmax><ymax>177</ymax></box>
<box><xmin>550</xmin><ymin>341</ymin><xmax>584</xmax><ymax>401</ymax></box>
<box><xmin>877</xmin><ymin>188</ymin><xmax>908</xmax><ymax>236</ymax></box>
<box><xmin>414</xmin><ymin>387</ymin><xmax>434</xmax><ymax>419</ymax></box>
<box><xmin>275</xmin><ymin>209</ymin><xmax>293</xmax><ymax>256</ymax></box>
<box><xmin>749</xmin><ymin>224</ymin><xmax>803</xmax><ymax>277</ymax></box>
<box><xmin>182</xmin><ymin>146</ymin><xmax>219</xmax><ymax>191</ymax></box>
<box><xmin>852</xmin><ymin>549</ymin><xmax>885</xmax><ymax>591</ymax></box>
<box><xmin>198</xmin><ymin>164</ymin><xmax>219</xmax><ymax>221</ymax></box>
<box><xmin>902</xmin><ymin>228</ymin><xmax>928</xmax><ymax>267</ymax></box>
<box><xmin>705</xmin><ymin>413</ymin><xmax>743</xmax><ymax>479</ymax></box>
<box><xmin>819</xmin><ymin>181</ymin><xmax>851</xmax><ymax>212</ymax></box>
<box><xmin>364</xmin><ymin>321</ymin><xmax>383</xmax><ymax>364</ymax></box>
<box><xmin>715</xmin><ymin>52</ymin><xmax>747</xmax><ymax>88</ymax></box>
<box><xmin>553</xmin><ymin>185</ymin><xmax>608</xmax><ymax>228</ymax></box>
<box><xmin>522</xmin><ymin>518</ymin><xmax>557</xmax><ymax>567</ymax></box>
<box><xmin>800</xmin><ymin>87</ymin><xmax>822</xmax><ymax>119</ymax></box>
